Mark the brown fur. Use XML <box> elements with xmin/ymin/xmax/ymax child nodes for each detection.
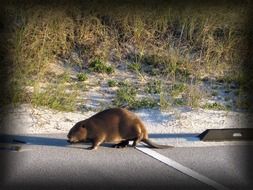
<box><xmin>67</xmin><ymin>108</ymin><xmax>173</xmax><ymax>150</ymax></box>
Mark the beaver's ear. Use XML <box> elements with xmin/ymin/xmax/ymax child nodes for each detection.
<box><xmin>81</xmin><ymin>123</ymin><xmax>86</xmax><ymax>128</ymax></box>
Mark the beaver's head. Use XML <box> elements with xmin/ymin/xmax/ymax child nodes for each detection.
<box><xmin>67</xmin><ymin>121</ymin><xmax>87</xmax><ymax>143</ymax></box>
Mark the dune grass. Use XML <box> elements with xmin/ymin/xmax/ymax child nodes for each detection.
<box><xmin>2</xmin><ymin>1</ymin><xmax>249</xmax><ymax>111</ymax></box>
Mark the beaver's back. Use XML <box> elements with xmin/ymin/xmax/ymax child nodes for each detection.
<box><xmin>86</xmin><ymin>108</ymin><xmax>146</xmax><ymax>142</ymax></box>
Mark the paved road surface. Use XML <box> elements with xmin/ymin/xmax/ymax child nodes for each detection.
<box><xmin>0</xmin><ymin>134</ymin><xmax>252</xmax><ymax>190</ymax></box>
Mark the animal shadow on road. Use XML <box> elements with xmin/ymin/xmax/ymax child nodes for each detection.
<box><xmin>0</xmin><ymin>134</ymin><xmax>121</xmax><ymax>150</ymax></box>
<box><xmin>0</xmin><ymin>133</ymin><xmax>200</xmax><ymax>150</ymax></box>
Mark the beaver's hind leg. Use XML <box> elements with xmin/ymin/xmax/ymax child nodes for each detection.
<box><xmin>113</xmin><ymin>140</ymin><xmax>129</xmax><ymax>148</ymax></box>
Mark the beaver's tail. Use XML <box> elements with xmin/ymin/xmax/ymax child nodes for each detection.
<box><xmin>141</xmin><ymin>138</ymin><xmax>173</xmax><ymax>149</ymax></box>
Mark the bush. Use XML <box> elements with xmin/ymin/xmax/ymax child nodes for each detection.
<box><xmin>77</xmin><ymin>73</ymin><xmax>88</xmax><ymax>81</ymax></box>
<box><xmin>145</xmin><ymin>80</ymin><xmax>162</xmax><ymax>94</ymax></box>
<box><xmin>108</xmin><ymin>79</ymin><xmax>117</xmax><ymax>87</ymax></box>
<box><xmin>114</xmin><ymin>83</ymin><xmax>137</xmax><ymax>107</ymax></box>
<box><xmin>202</xmin><ymin>102</ymin><xmax>228</xmax><ymax>110</ymax></box>
<box><xmin>31</xmin><ymin>84</ymin><xmax>78</xmax><ymax>111</ymax></box>
<box><xmin>89</xmin><ymin>59</ymin><xmax>114</xmax><ymax>74</ymax></box>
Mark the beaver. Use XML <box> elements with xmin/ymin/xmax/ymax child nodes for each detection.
<box><xmin>67</xmin><ymin>108</ymin><xmax>173</xmax><ymax>150</ymax></box>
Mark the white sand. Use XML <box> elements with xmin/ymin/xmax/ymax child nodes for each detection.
<box><xmin>1</xmin><ymin>104</ymin><xmax>251</xmax><ymax>147</ymax></box>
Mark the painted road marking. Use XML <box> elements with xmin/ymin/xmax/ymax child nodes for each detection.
<box><xmin>136</xmin><ymin>145</ymin><xmax>229</xmax><ymax>190</ymax></box>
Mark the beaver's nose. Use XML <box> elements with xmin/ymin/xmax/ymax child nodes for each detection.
<box><xmin>67</xmin><ymin>134</ymin><xmax>70</xmax><ymax>139</ymax></box>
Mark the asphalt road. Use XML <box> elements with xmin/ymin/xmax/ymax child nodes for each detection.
<box><xmin>0</xmin><ymin>134</ymin><xmax>252</xmax><ymax>190</ymax></box>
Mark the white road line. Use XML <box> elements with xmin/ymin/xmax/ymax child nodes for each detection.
<box><xmin>136</xmin><ymin>145</ymin><xmax>230</xmax><ymax>190</ymax></box>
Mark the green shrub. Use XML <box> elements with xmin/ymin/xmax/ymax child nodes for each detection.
<box><xmin>89</xmin><ymin>59</ymin><xmax>114</xmax><ymax>74</ymax></box>
<box><xmin>108</xmin><ymin>79</ymin><xmax>117</xmax><ymax>87</ymax></box>
<box><xmin>145</xmin><ymin>80</ymin><xmax>161</xmax><ymax>94</ymax></box>
<box><xmin>113</xmin><ymin>82</ymin><xmax>159</xmax><ymax>109</ymax></box>
<box><xmin>31</xmin><ymin>84</ymin><xmax>78</xmax><ymax>111</ymax></box>
<box><xmin>133</xmin><ymin>98</ymin><xmax>158</xmax><ymax>109</ymax></box>
<box><xmin>114</xmin><ymin>83</ymin><xmax>137</xmax><ymax>107</ymax></box>
<box><xmin>202</xmin><ymin>102</ymin><xmax>228</xmax><ymax>110</ymax></box>
<box><xmin>77</xmin><ymin>73</ymin><xmax>88</xmax><ymax>81</ymax></box>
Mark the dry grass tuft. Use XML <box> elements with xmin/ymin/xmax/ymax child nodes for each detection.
<box><xmin>2</xmin><ymin>1</ymin><xmax>249</xmax><ymax>110</ymax></box>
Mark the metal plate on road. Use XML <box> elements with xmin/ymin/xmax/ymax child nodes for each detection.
<box><xmin>198</xmin><ymin>128</ymin><xmax>253</xmax><ymax>141</ymax></box>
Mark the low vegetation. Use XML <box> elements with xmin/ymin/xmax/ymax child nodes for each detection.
<box><xmin>113</xmin><ymin>82</ymin><xmax>159</xmax><ymax>109</ymax></box>
<box><xmin>145</xmin><ymin>80</ymin><xmax>162</xmax><ymax>94</ymax></box>
<box><xmin>88</xmin><ymin>59</ymin><xmax>114</xmax><ymax>74</ymax></box>
<box><xmin>2</xmin><ymin>1</ymin><xmax>250</xmax><ymax>111</ymax></box>
<box><xmin>77</xmin><ymin>73</ymin><xmax>88</xmax><ymax>81</ymax></box>
<box><xmin>107</xmin><ymin>79</ymin><xmax>117</xmax><ymax>87</ymax></box>
<box><xmin>201</xmin><ymin>102</ymin><xmax>228</xmax><ymax>111</ymax></box>
<box><xmin>170</xmin><ymin>83</ymin><xmax>187</xmax><ymax>98</ymax></box>
<box><xmin>113</xmin><ymin>82</ymin><xmax>137</xmax><ymax>108</ymax></box>
<box><xmin>31</xmin><ymin>84</ymin><xmax>78</xmax><ymax>111</ymax></box>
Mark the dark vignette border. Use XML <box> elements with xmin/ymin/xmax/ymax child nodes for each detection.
<box><xmin>0</xmin><ymin>0</ymin><xmax>252</xmax><ymax>189</ymax></box>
